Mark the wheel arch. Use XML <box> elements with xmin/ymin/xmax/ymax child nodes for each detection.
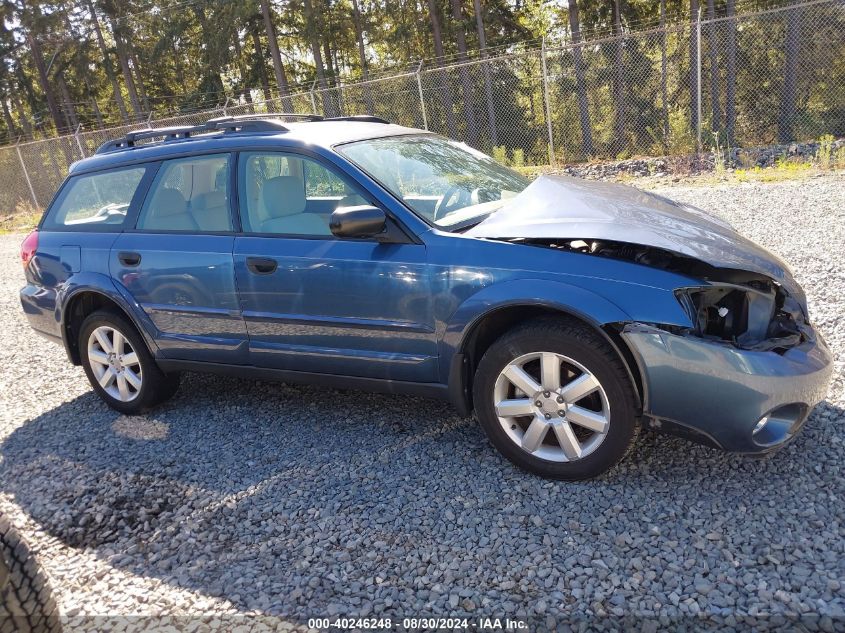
<box><xmin>62</xmin><ymin>288</ymin><xmax>154</xmax><ymax>365</ymax></box>
<box><xmin>447</xmin><ymin>301</ymin><xmax>645</xmax><ymax>418</ymax></box>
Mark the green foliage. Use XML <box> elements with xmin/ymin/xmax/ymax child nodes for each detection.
<box><xmin>816</xmin><ymin>134</ymin><xmax>834</xmax><ymax>169</ymax></box>
<box><xmin>492</xmin><ymin>146</ymin><xmax>508</xmax><ymax>165</ymax></box>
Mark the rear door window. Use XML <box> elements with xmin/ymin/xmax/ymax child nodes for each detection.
<box><xmin>42</xmin><ymin>166</ymin><xmax>148</xmax><ymax>230</ymax></box>
<box><xmin>136</xmin><ymin>154</ymin><xmax>232</xmax><ymax>232</ymax></box>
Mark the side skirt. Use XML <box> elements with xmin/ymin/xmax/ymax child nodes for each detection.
<box><xmin>156</xmin><ymin>359</ymin><xmax>453</xmax><ymax>402</ymax></box>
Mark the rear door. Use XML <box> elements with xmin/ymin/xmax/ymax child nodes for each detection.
<box><xmin>110</xmin><ymin>153</ymin><xmax>248</xmax><ymax>364</ymax></box>
<box><xmin>233</xmin><ymin>150</ymin><xmax>437</xmax><ymax>382</ymax></box>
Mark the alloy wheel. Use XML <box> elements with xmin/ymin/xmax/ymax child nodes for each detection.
<box><xmin>493</xmin><ymin>351</ymin><xmax>611</xmax><ymax>462</ymax></box>
<box><xmin>87</xmin><ymin>325</ymin><xmax>143</xmax><ymax>402</ymax></box>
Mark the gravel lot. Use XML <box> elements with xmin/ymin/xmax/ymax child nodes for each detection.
<box><xmin>1</xmin><ymin>177</ymin><xmax>843</xmax><ymax>631</ymax></box>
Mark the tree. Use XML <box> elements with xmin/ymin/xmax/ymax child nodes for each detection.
<box><xmin>659</xmin><ymin>0</ymin><xmax>669</xmax><ymax>149</ymax></box>
<box><xmin>689</xmin><ymin>0</ymin><xmax>700</xmax><ymax>149</ymax></box>
<box><xmin>451</xmin><ymin>0</ymin><xmax>478</xmax><ymax>146</ymax></box>
<box><xmin>86</xmin><ymin>0</ymin><xmax>129</xmax><ymax>122</ymax></box>
<box><xmin>778</xmin><ymin>0</ymin><xmax>802</xmax><ymax>143</ymax></box>
<box><xmin>609</xmin><ymin>0</ymin><xmax>625</xmax><ymax>155</ymax></box>
<box><xmin>426</xmin><ymin>0</ymin><xmax>457</xmax><ymax>138</ymax></box>
<box><xmin>567</xmin><ymin>0</ymin><xmax>594</xmax><ymax>157</ymax></box>
<box><xmin>706</xmin><ymin>0</ymin><xmax>720</xmax><ymax>135</ymax></box>
<box><xmin>725</xmin><ymin>0</ymin><xmax>736</xmax><ymax>145</ymax></box>
<box><xmin>260</xmin><ymin>0</ymin><xmax>293</xmax><ymax>111</ymax></box>
<box><xmin>100</xmin><ymin>1</ymin><xmax>143</xmax><ymax>118</ymax></box>
<box><xmin>472</xmin><ymin>0</ymin><xmax>497</xmax><ymax>146</ymax></box>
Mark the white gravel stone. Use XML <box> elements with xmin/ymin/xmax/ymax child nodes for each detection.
<box><xmin>0</xmin><ymin>176</ymin><xmax>843</xmax><ymax>630</ymax></box>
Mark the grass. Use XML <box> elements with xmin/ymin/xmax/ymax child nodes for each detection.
<box><xmin>0</xmin><ymin>202</ymin><xmax>41</xmax><ymax>234</ymax></box>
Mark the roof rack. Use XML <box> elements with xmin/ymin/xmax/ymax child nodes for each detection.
<box><xmin>95</xmin><ymin>112</ymin><xmax>391</xmax><ymax>154</ymax></box>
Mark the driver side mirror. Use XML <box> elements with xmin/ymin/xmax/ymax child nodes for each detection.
<box><xmin>330</xmin><ymin>205</ymin><xmax>387</xmax><ymax>239</ymax></box>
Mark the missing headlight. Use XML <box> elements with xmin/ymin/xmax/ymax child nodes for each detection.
<box><xmin>675</xmin><ymin>282</ymin><xmax>807</xmax><ymax>352</ymax></box>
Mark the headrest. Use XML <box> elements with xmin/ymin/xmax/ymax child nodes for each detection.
<box><xmin>153</xmin><ymin>187</ymin><xmax>187</xmax><ymax>217</ymax></box>
<box><xmin>262</xmin><ymin>176</ymin><xmax>306</xmax><ymax>218</ymax></box>
<box><xmin>195</xmin><ymin>190</ymin><xmax>227</xmax><ymax>210</ymax></box>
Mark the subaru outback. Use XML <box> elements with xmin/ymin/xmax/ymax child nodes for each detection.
<box><xmin>19</xmin><ymin>114</ymin><xmax>833</xmax><ymax>479</ymax></box>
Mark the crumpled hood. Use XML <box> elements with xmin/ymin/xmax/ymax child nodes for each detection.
<box><xmin>467</xmin><ymin>174</ymin><xmax>799</xmax><ymax>294</ymax></box>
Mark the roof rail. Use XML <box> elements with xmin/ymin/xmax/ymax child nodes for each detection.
<box><xmin>325</xmin><ymin>115</ymin><xmax>390</xmax><ymax>124</ymax></box>
<box><xmin>95</xmin><ymin>112</ymin><xmax>390</xmax><ymax>154</ymax></box>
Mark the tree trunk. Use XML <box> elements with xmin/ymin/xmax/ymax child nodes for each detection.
<box><xmin>302</xmin><ymin>0</ymin><xmax>333</xmax><ymax>115</ymax></box>
<box><xmin>660</xmin><ymin>0</ymin><xmax>669</xmax><ymax>150</ymax></box>
<box><xmin>350</xmin><ymin>0</ymin><xmax>374</xmax><ymax>114</ymax></box>
<box><xmin>260</xmin><ymin>0</ymin><xmax>293</xmax><ymax>112</ymax></box>
<box><xmin>86</xmin><ymin>0</ymin><xmax>128</xmax><ymax>122</ymax></box>
<box><xmin>105</xmin><ymin>11</ymin><xmax>143</xmax><ymax>118</ymax></box>
<box><xmin>232</xmin><ymin>31</ymin><xmax>255</xmax><ymax>110</ymax></box>
<box><xmin>725</xmin><ymin>0</ymin><xmax>736</xmax><ymax>146</ymax></box>
<box><xmin>1</xmin><ymin>93</ymin><xmax>16</xmax><ymax>138</ymax></box>
<box><xmin>26</xmin><ymin>33</ymin><xmax>66</xmax><ymax>133</ymax></box>
<box><xmin>427</xmin><ymin>0</ymin><xmax>457</xmax><ymax>138</ymax></box>
<box><xmin>251</xmin><ymin>28</ymin><xmax>273</xmax><ymax>102</ymax></box>
<box><xmin>610</xmin><ymin>0</ymin><xmax>626</xmax><ymax>156</ymax></box>
<box><xmin>778</xmin><ymin>1</ymin><xmax>801</xmax><ymax>143</ymax></box>
<box><xmin>473</xmin><ymin>0</ymin><xmax>496</xmax><ymax>146</ymax></box>
<box><xmin>129</xmin><ymin>48</ymin><xmax>151</xmax><ymax>112</ymax></box>
<box><xmin>451</xmin><ymin>0</ymin><xmax>478</xmax><ymax>146</ymax></box>
<box><xmin>690</xmin><ymin>0</ymin><xmax>700</xmax><ymax>147</ymax></box>
<box><xmin>568</xmin><ymin>0</ymin><xmax>594</xmax><ymax>158</ymax></box>
<box><xmin>57</xmin><ymin>73</ymin><xmax>79</xmax><ymax>132</ymax></box>
<box><xmin>706</xmin><ymin>0</ymin><xmax>721</xmax><ymax>135</ymax></box>
<box><xmin>10</xmin><ymin>87</ymin><xmax>34</xmax><ymax>139</ymax></box>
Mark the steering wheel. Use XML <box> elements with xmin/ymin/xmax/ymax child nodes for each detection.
<box><xmin>434</xmin><ymin>185</ymin><xmax>472</xmax><ymax>221</ymax></box>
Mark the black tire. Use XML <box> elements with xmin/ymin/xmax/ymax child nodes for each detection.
<box><xmin>79</xmin><ymin>310</ymin><xmax>180</xmax><ymax>415</ymax></box>
<box><xmin>0</xmin><ymin>515</ymin><xmax>62</xmax><ymax>633</ymax></box>
<box><xmin>473</xmin><ymin>317</ymin><xmax>639</xmax><ymax>480</ymax></box>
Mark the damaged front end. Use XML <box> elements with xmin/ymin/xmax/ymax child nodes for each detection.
<box><xmin>511</xmin><ymin>237</ymin><xmax>812</xmax><ymax>354</ymax></box>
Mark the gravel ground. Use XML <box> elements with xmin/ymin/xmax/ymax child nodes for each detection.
<box><xmin>0</xmin><ymin>177</ymin><xmax>843</xmax><ymax>631</ymax></box>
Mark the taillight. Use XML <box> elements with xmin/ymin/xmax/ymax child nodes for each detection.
<box><xmin>21</xmin><ymin>230</ymin><xmax>38</xmax><ymax>269</ymax></box>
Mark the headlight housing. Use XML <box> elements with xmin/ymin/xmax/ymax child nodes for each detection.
<box><xmin>675</xmin><ymin>282</ymin><xmax>808</xmax><ymax>352</ymax></box>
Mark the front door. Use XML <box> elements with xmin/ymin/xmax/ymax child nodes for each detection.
<box><xmin>111</xmin><ymin>153</ymin><xmax>248</xmax><ymax>364</ymax></box>
<box><xmin>233</xmin><ymin>150</ymin><xmax>437</xmax><ymax>382</ymax></box>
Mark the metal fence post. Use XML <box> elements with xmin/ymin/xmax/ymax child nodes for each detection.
<box><xmin>696</xmin><ymin>7</ymin><xmax>703</xmax><ymax>153</ymax></box>
<box><xmin>74</xmin><ymin>123</ymin><xmax>86</xmax><ymax>158</ymax></box>
<box><xmin>309</xmin><ymin>79</ymin><xmax>318</xmax><ymax>113</ymax></box>
<box><xmin>541</xmin><ymin>37</ymin><xmax>556</xmax><ymax>167</ymax></box>
<box><xmin>416</xmin><ymin>60</ymin><xmax>428</xmax><ymax>131</ymax></box>
<box><xmin>15</xmin><ymin>143</ymin><xmax>39</xmax><ymax>209</ymax></box>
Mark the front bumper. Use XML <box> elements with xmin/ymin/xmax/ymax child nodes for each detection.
<box><xmin>622</xmin><ymin>323</ymin><xmax>833</xmax><ymax>454</ymax></box>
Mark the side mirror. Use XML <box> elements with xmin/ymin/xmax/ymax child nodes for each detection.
<box><xmin>330</xmin><ymin>205</ymin><xmax>387</xmax><ymax>239</ymax></box>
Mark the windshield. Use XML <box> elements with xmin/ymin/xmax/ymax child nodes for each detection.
<box><xmin>336</xmin><ymin>134</ymin><xmax>530</xmax><ymax>229</ymax></box>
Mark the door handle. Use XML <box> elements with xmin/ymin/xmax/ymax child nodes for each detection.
<box><xmin>246</xmin><ymin>257</ymin><xmax>278</xmax><ymax>275</ymax></box>
<box><xmin>118</xmin><ymin>251</ymin><xmax>141</xmax><ymax>267</ymax></box>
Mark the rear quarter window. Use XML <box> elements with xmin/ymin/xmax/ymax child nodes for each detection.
<box><xmin>42</xmin><ymin>165</ymin><xmax>149</xmax><ymax>230</ymax></box>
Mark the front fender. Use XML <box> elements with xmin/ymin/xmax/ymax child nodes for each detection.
<box><xmin>438</xmin><ymin>278</ymin><xmax>633</xmax><ymax>380</ymax></box>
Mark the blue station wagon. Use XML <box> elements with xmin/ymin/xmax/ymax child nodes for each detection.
<box><xmin>20</xmin><ymin>114</ymin><xmax>833</xmax><ymax>479</ymax></box>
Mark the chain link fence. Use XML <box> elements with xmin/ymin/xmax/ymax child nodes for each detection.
<box><xmin>1</xmin><ymin>0</ymin><xmax>843</xmax><ymax>216</ymax></box>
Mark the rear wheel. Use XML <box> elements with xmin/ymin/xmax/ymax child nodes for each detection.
<box><xmin>79</xmin><ymin>311</ymin><xmax>180</xmax><ymax>414</ymax></box>
<box><xmin>473</xmin><ymin>318</ymin><xmax>639</xmax><ymax>480</ymax></box>
<box><xmin>0</xmin><ymin>515</ymin><xmax>61</xmax><ymax>633</ymax></box>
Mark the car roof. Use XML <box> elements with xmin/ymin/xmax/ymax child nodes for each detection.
<box><xmin>69</xmin><ymin>120</ymin><xmax>427</xmax><ymax>176</ymax></box>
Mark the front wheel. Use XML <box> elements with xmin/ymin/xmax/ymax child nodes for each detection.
<box><xmin>79</xmin><ymin>311</ymin><xmax>180</xmax><ymax>415</ymax></box>
<box><xmin>473</xmin><ymin>318</ymin><xmax>639</xmax><ymax>480</ymax></box>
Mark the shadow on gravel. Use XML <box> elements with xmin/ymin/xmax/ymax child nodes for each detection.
<box><xmin>2</xmin><ymin>371</ymin><xmax>844</xmax><ymax>617</ymax></box>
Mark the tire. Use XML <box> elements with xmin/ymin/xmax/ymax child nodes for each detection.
<box><xmin>79</xmin><ymin>310</ymin><xmax>180</xmax><ymax>415</ymax></box>
<box><xmin>473</xmin><ymin>317</ymin><xmax>639</xmax><ymax>480</ymax></box>
<box><xmin>0</xmin><ymin>515</ymin><xmax>62</xmax><ymax>633</ymax></box>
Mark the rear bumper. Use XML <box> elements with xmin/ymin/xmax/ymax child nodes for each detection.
<box><xmin>622</xmin><ymin>323</ymin><xmax>833</xmax><ymax>454</ymax></box>
<box><xmin>20</xmin><ymin>284</ymin><xmax>62</xmax><ymax>343</ymax></box>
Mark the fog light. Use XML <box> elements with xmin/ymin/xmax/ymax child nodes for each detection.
<box><xmin>752</xmin><ymin>416</ymin><xmax>769</xmax><ymax>436</ymax></box>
